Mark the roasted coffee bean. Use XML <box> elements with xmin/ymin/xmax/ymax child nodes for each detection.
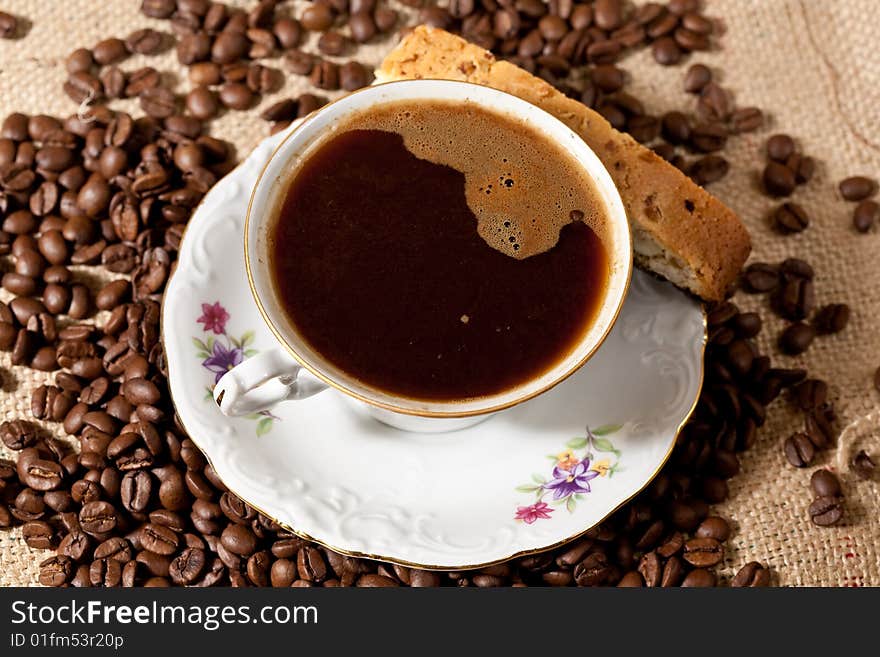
<box><xmin>294</xmin><ymin>544</ymin><xmax>326</xmax><ymax>582</ymax></box>
<box><xmin>689</xmin><ymin>155</ymin><xmax>728</xmax><ymax>186</ymax></box>
<box><xmin>695</xmin><ymin>516</ymin><xmax>730</xmax><ymax>542</ymax></box>
<box><xmin>177</xmin><ymin>30</ymin><xmax>212</xmax><ymax>65</ymax></box>
<box><xmin>593</xmin><ymin>0</ymin><xmax>623</xmax><ymax>30</ymax></box>
<box><xmin>810</xmin><ymin>469</ymin><xmax>842</xmax><ymax>498</ymax></box>
<box><xmin>246</xmin><ymin>64</ymin><xmax>281</xmax><ymax>94</ymax></box>
<box><xmin>774</xmin><ymin>278</ymin><xmax>814</xmax><ymax>321</ymax></box>
<box><xmin>570</xmin><ymin>552</ymin><xmax>610</xmax><ymax>587</ymax></box>
<box><xmin>218</xmin><ymin>82</ymin><xmax>255</xmax><ymax>110</ymax></box>
<box><xmin>80</xmin><ymin>501</ymin><xmax>118</xmax><ymax>535</ymax></box>
<box><xmin>763</xmin><ymin>162</ymin><xmax>796</xmax><ymax>197</ymax></box>
<box><xmin>1</xmin><ymin>420</ymin><xmax>38</xmax><ymax>451</ymax></box>
<box><xmin>677</xmin><ymin>568</ymin><xmax>714</xmax><ymax>587</ymax></box>
<box><xmin>851</xmin><ymin>450</ymin><xmax>875</xmax><ymax>480</ymax></box>
<box><xmin>95</xmin><ymin>537</ymin><xmax>132</xmax><ymax>562</ymax></box>
<box><xmin>140</xmin><ymin>87</ymin><xmax>177</xmax><ymax>119</ymax></box>
<box><xmin>660</xmin><ymin>555</ymin><xmax>685</xmax><ymax>587</ymax></box>
<box><xmin>731</xmin><ymin>106</ymin><xmax>763</xmax><ymax>133</ymax></box>
<box><xmin>64</xmin><ymin>70</ymin><xmax>104</xmax><ymax>103</ymax></box>
<box><xmin>246</xmin><ymin>550</ymin><xmax>271</xmax><ymax>586</ymax></box>
<box><xmin>661</xmin><ymin>111</ymin><xmax>690</xmax><ymax>144</ymax></box>
<box><xmin>784</xmin><ymin>432</ymin><xmax>815</xmax><ymax>467</ymax></box>
<box><xmin>682</xmin><ymin>537</ymin><xmax>723</xmax><ymax>567</ymax></box>
<box><xmin>766</xmin><ymin>133</ymin><xmax>795</xmax><ymax>162</ymax></box>
<box><xmin>3</xmin><ymin>273</ymin><xmax>37</xmax><ymax>296</ymax></box>
<box><xmin>121</xmin><ymin>470</ymin><xmax>153</xmax><ymax>513</ymax></box>
<box><xmin>839</xmin><ymin>176</ymin><xmax>876</xmax><ymax>202</ymax></box>
<box><xmin>169</xmin><ymin>547</ymin><xmax>206</xmax><ymax>584</ymax></box>
<box><xmin>95</xmin><ymin>279</ymin><xmax>131</xmax><ymax>311</ymax></box>
<box><xmin>58</xmin><ymin>530</ymin><xmax>91</xmax><ymax>561</ymax></box>
<box><xmin>730</xmin><ymin>561</ymin><xmax>770</xmax><ymax>587</ymax></box>
<box><xmin>271</xmin><ymin>17</ymin><xmax>301</xmax><ymax>48</ymax></box>
<box><xmin>853</xmin><ymin>200</ymin><xmax>878</xmax><ymax>233</ymax></box>
<box><xmin>809</xmin><ymin>495</ymin><xmax>843</xmax><ymax>527</ymax></box>
<box><xmin>40</xmin><ymin>555</ymin><xmax>74</xmax><ymax>587</ymax></box>
<box><xmin>213</xmin><ymin>30</ymin><xmax>251</xmax><ymax>65</ymax></box>
<box><xmin>684</xmin><ymin>64</ymin><xmax>712</xmax><ymax>94</ymax></box>
<box><xmin>309</xmin><ymin>61</ymin><xmax>339</xmax><ymax>91</ymax></box>
<box><xmin>741</xmin><ymin>263</ymin><xmax>779</xmax><ymax>293</ymax></box>
<box><xmin>284</xmin><ymin>49</ymin><xmax>315</xmax><ymax>76</ymax></box>
<box><xmin>221</xmin><ymin>523</ymin><xmax>257</xmax><ymax>556</ymax></box>
<box><xmin>300</xmin><ymin>4</ymin><xmax>334</xmax><ymax>31</ymax></box>
<box><xmin>688</xmin><ymin>123</ymin><xmax>726</xmax><ymax>153</ymax></box>
<box><xmin>813</xmin><ymin>303</ymin><xmax>850</xmax><ymax>335</ymax></box>
<box><xmin>616</xmin><ymin>571</ymin><xmax>643</xmax><ymax>587</ymax></box>
<box><xmin>637</xmin><ymin>551</ymin><xmax>661</xmax><ymax>587</ymax></box>
<box><xmin>140</xmin><ymin>522</ymin><xmax>179</xmax><ymax>555</ymax></box>
<box><xmin>4</xmin><ymin>210</ymin><xmax>37</xmax><ymax>234</ymax></box>
<box><xmin>185</xmin><ymin>86</ymin><xmax>219</xmax><ymax>121</ymax></box>
<box><xmin>773</xmin><ymin>202</ymin><xmax>809</xmax><ymax>234</ymax></box>
<box><xmin>93</xmin><ymin>38</ymin><xmax>128</xmax><ymax>65</ymax></box>
<box><xmin>779</xmin><ymin>322</ymin><xmax>815</xmax><ymax>355</ymax></box>
<box><xmin>101</xmin><ymin>66</ymin><xmax>126</xmax><ymax>99</ymax></box>
<box><xmin>652</xmin><ymin>37</ymin><xmax>682</xmax><ymax>65</ymax></box>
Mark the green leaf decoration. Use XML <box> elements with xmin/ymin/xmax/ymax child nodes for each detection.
<box><xmin>203</xmin><ymin>388</ymin><xmax>213</xmax><ymax>400</ymax></box>
<box><xmin>575</xmin><ymin>493</ymin><xmax>585</xmax><ymax>500</ymax></box>
<box><xmin>592</xmin><ymin>424</ymin><xmax>622</xmax><ymax>436</ymax></box>
<box><xmin>196</xmin><ymin>351</ymin><xmax>209</xmax><ymax>359</ymax></box>
<box><xmin>240</xmin><ymin>331</ymin><xmax>255</xmax><ymax>347</ymax></box>
<box><xmin>546</xmin><ymin>454</ymin><xmax>559</xmax><ymax>461</ymax></box>
<box><xmin>531</xmin><ymin>473</ymin><xmax>546</xmax><ymax>484</ymax></box>
<box><xmin>565</xmin><ymin>496</ymin><xmax>576</xmax><ymax>513</ymax></box>
<box><xmin>551</xmin><ymin>498</ymin><xmax>566</xmax><ymax>505</ymax></box>
<box><xmin>592</xmin><ymin>437</ymin><xmax>621</xmax><ymax>455</ymax></box>
<box><xmin>192</xmin><ymin>337</ymin><xmax>208</xmax><ymax>351</ymax></box>
<box><xmin>256</xmin><ymin>417</ymin><xmax>273</xmax><ymax>436</ymax></box>
<box><xmin>244</xmin><ymin>413</ymin><xmax>262</xmax><ymax>420</ymax></box>
<box><xmin>244</xmin><ymin>349</ymin><xmax>259</xmax><ymax>357</ymax></box>
<box><xmin>566</xmin><ymin>437</ymin><xmax>588</xmax><ymax>449</ymax></box>
<box><xmin>515</xmin><ymin>484</ymin><xmax>540</xmax><ymax>493</ymax></box>
<box><xmin>207</xmin><ymin>335</ymin><xmax>215</xmax><ymax>351</ymax></box>
<box><xmin>229</xmin><ymin>336</ymin><xmax>240</xmax><ymax>348</ymax></box>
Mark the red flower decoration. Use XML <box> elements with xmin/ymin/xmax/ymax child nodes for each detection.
<box><xmin>514</xmin><ymin>501</ymin><xmax>554</xmax><ymax>524</ymax></box>
<box><xmin>197</xmin><ymin>301</ymin><xmax>230</xmax><ymax>335</ymax></box>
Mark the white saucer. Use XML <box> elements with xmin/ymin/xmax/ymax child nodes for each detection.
<box><xmin>162</xmin><ymin>121</ymin><xmax>706</xmax><ymax>569</ymax></box>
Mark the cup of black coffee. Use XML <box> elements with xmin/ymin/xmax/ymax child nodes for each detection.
<box><xmin>214</xmin><ymin>80</ymin><xmax>632</xmax><ymax>432</ymax></box>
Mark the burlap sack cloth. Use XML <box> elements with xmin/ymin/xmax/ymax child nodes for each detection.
<box><xmin>0</xmin><ymin>0</ymin><xmax>877</xmax><ymax>586</ymax></box>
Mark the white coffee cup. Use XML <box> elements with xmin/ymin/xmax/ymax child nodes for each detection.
<box><xmin>214</xmin><ymin>79</ymin><xmax>632</xmax><ymax>433</ymax></box>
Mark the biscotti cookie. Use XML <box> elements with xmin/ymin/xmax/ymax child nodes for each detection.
<box><xmin>376</xmin><ymin>26</ymin><xmax>751</xmax><ymax>302</ymax></box>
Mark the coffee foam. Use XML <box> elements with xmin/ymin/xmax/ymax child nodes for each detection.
<box><xmin>331</xmin><ymin>99</ymin><xmax>609</xmax><ymax>259</ymax></box>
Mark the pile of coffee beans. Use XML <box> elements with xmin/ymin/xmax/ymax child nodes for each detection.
<box><xmin>741</xmin><ymin>258</ymin><xmax>850</xmax><ymax>357</ymax></box>
<box><xmin>839</xmin><ymin>175</ymin><xmax>878</xmax><ymax>233</ymax></box>
<box><xmin>11</xmin><ymin>0</ymin><xmax>875</xmax><ymax>585</ymax></box>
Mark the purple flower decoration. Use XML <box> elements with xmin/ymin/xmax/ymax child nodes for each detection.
<box><xmin>202</xmin><ymin>340</ymin><xmax>243</xmax><ymax>383</ymax></box>
<box><xmin>515</xmin><ymin>501</ymin><xmax>554</xmax><ymax>524</ymax></box>
<box><xmin>543</xmin><ymin>458</ymin><xmax>600</xmax><ymax>499</ymax></box>
<box><xmin>197</xmin><ymin>302</ymin><xmax>230</xmax><ymax>335</ymax></box>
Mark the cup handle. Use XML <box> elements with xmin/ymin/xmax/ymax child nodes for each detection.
<box><xmin>213</xmin><ymin>348</ymin><xmax>328</xmax><ymax>416</ymax></box>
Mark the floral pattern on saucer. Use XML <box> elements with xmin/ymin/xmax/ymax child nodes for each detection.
<box><xmin>193</xmin><ymin>301</ymin><xmax>278</xmax><ymax>437</ymax></box>
<box><xmin>515</xmin><ymin>424</ymin><xmax>621</xmax><ymax>522</ymax></box>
